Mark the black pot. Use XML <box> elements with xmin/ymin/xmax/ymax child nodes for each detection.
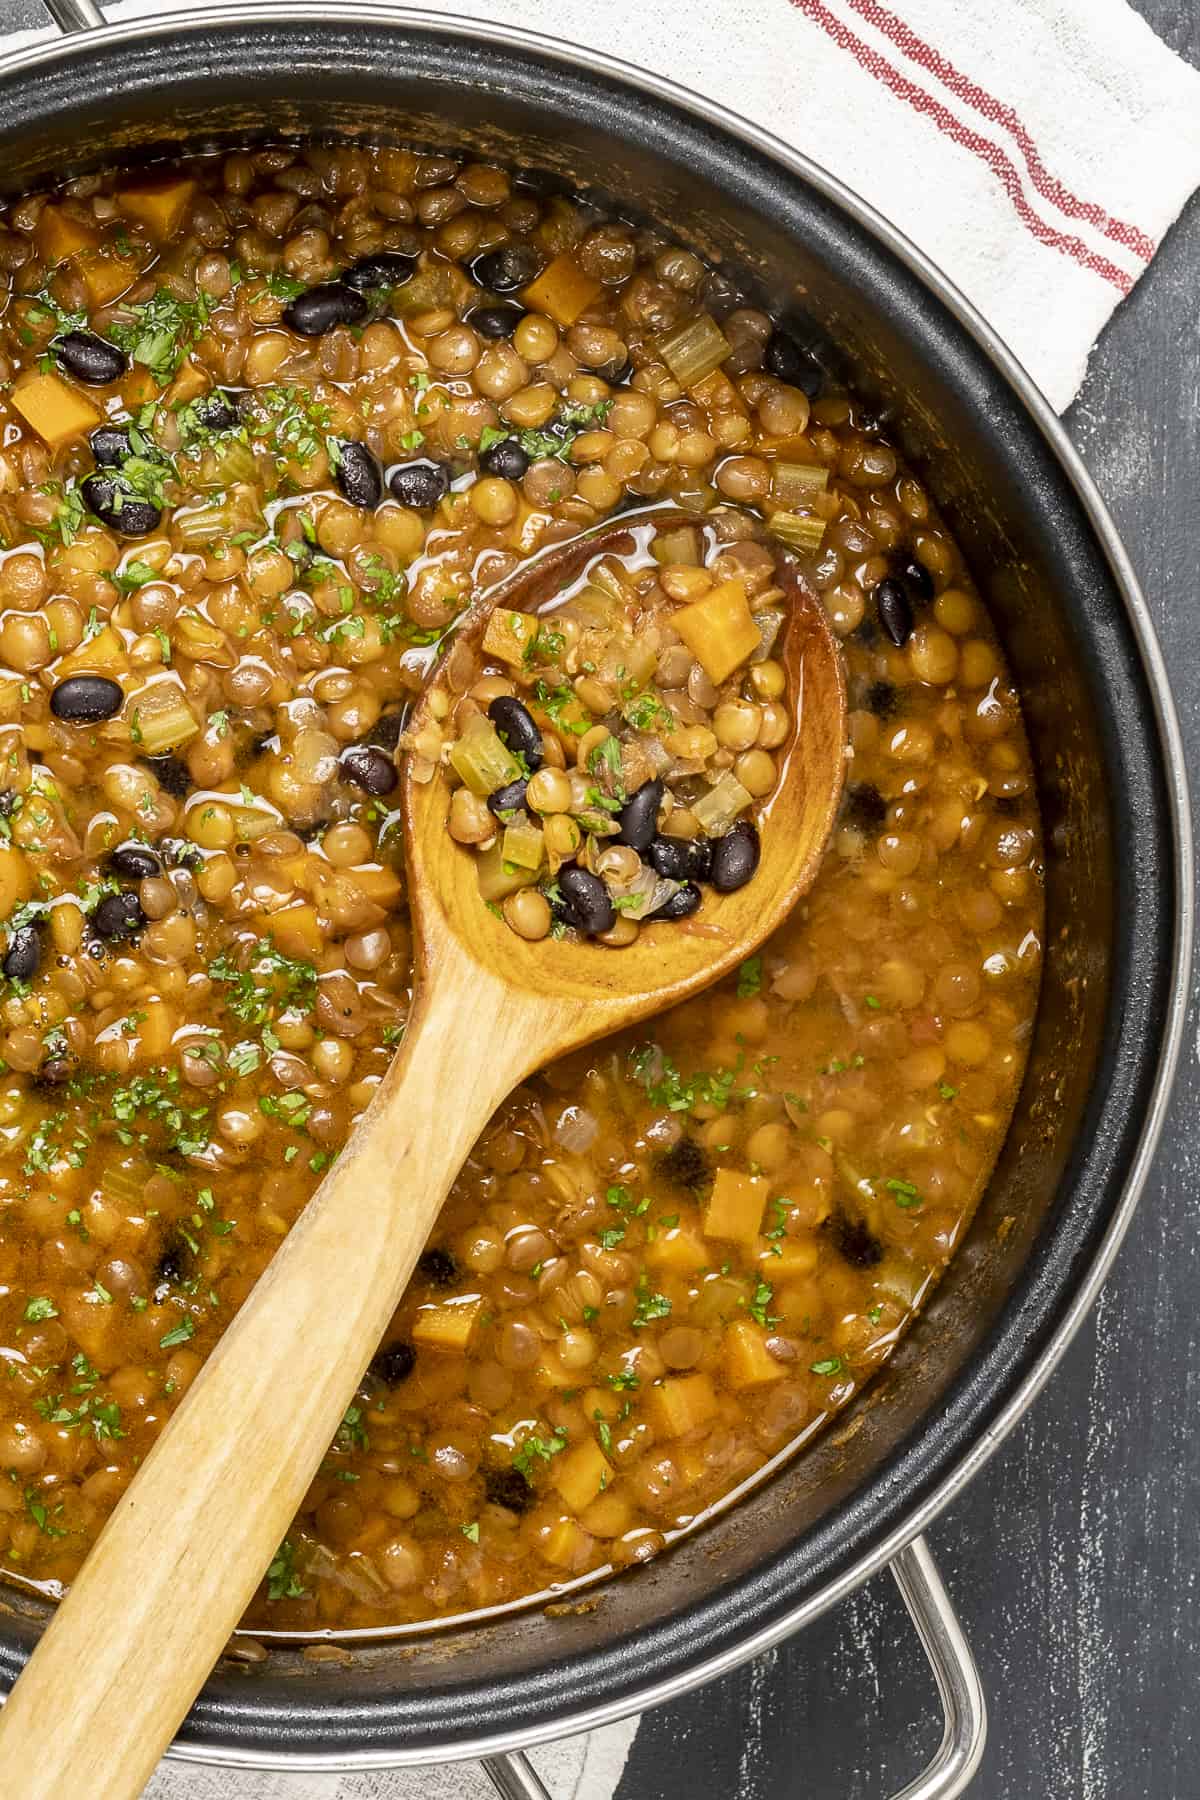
<box><xmin>0</xmin><ymin>8</ymin><xmax>1190</xmax><ymax>1792</ymax></box>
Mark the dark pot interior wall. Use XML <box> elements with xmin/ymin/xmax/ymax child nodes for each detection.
<box><xmin>0</xmin><ymin>17</ymin><xmax>1179</xmax><ymax>1759</ymax></box>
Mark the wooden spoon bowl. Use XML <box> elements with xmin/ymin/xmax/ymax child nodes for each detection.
<box><xmin>0</xmin><ymin>511</ymin><xmax>846</xmax><ymax>1799</ymax></box>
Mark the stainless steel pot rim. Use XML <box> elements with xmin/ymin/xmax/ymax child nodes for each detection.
<box><xmin>0</xmin><ymin>3</ymin><xmax>1192</xmax><ymax>1771</ymax></box>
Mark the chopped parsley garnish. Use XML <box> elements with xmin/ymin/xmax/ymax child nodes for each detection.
<box><xmin>736</xmin><ymin>955</ymin><xmax>763</xmax><ymax>998</ymax></box>
<box><xmin>512</xmin><ymin>1425</ymin><xmax>568</xmax><ymax>1478</ymax></box>
<box><xmin>266</xmin><ymin>1538</ymin><xmax>308</xmax><ymax>1600</ymax></box>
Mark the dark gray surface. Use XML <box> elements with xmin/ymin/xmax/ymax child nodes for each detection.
<box><xmin>617</xmin><ymin>3</ymin><xmax>1200</xmax><ymax>1796</ymax></box>
<box><xmin>0</xmin><ymin>0</ymin><xmax>1195</xmax><ymax>1793</ymax></box>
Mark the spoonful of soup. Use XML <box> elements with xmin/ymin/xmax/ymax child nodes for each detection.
<box><xmin>0</xmin><ymin>508</ymin><xmax>845</xmax><ymax>1798</ymax></box>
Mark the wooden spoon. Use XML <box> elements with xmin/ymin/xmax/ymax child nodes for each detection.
<box><xmin>0</xmin><ymin>511</ymin><xmax>846</xmax><ymax>1798</ymax></box>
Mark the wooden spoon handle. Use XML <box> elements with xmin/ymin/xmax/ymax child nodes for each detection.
<box><xmin>0</xmin><ymin>959</ymin><xmax>534</xmax><ymax>1800</ymax></box>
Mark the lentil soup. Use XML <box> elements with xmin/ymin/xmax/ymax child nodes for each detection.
<box><xmin>0</xmin><ymin>145</ymin><xmax>1042</xmax><ymax>1633</ymax></box>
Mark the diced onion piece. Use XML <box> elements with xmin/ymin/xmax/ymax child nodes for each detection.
<box><xmin>671</xmin><ymin>577</ymin><xmax>761</xmax><ymax>684</ymax></box>
<box><xmin>651</xmin><ymin>525</ymin><xmax>702</xmax><ymax>568</ymax></box>
<box><xmin>750</xmin><ymin>609</ymin><xmax>785</xmax><ymax>663</ymax></box>
<box><xmin>411</xmin><ymin>1295</ymin><xmax>484</xmax><ymax>1353</ymax></box>
<box><xmin>553</xmin><ymin>1105</ymin><xmax>598</xmax><ymax>1153</ymax></box>
<box><xmin>519</xmin><ymin>253</ymin><xmax>604</xmax><ymax>328</ymax></box>
<box><xmin>587</xmin><ymin>560</ymin><xmax>632</xmax><ymax>603</ymax></box>
<box><xmin>482</xmin><ymin>607</ymin><xmax>537</xmax><ymax>668</ymax></box>
<box><xmin>448</xmin><ymin>716</ymin><xmax>522</xmax><ymax>797</ymax></box>
<box><xmin>769</xmin><ymin>510</ymin><xmax>826</xmax><ymax>552</ymax></box>
<box><xmin>770</xmin><ymin>462</ymin><xmax>828</xmax><ymax>508</ymax></box>
<box><xmin>129</xmin><ymin>680</ymin><xmax>200</xmax><ymax>753</ymax></box>
<box><xmin>693</xmin><ymin>771</ymin><xmax>753</xmax><ymax>836</ymax></box>
<box><xmin>476</xmin><ymin>838</ymin><xmax>538</xmax><ymax>902</ymax></box>
<box><xmin>501</xmin><ymin>821</ymin><xmax>545</xmax><ymax>873</ymax></box>
<box><xmin>656</xmin><ymin>314</ymin><xmax>732</xmax><ymax>389</ymax></box>
<box><xmin>875</xmin><ymin>1256</ymin><xmax>926</xmax><ymax>1310</ymax></box>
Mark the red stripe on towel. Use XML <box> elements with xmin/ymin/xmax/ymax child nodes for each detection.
<box><xmin>843</xmin><ymin>0</ymin><xmax>1155</xmax><ymax>260</ymax></box>
<box><xmin>789</xmin><ymin>0</ymin><xmax>1135</xmax><ymax>291</ymax></box>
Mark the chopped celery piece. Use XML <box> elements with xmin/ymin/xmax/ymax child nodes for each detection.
<box><xmin>587</xmin><ymin>560</ymin><xmax>631</xmax><ymax>603</ymax></box>
<box><xmin>100</xmin><ymin>1157</ymin><xmax>153</xmax><ymax>1209</ymax></box>
<box><xmin>501</xmin><ymin>821</ymin><xmax>545</xmax><ymax>873</ymax></box>
<box><xmin>207</xmin><ymin>437</ymin><xmax>258</xmax><ymax>487</ymax></box>
<box><xmin>672</xmin><ymin>577</ymin><xmax>761</xmax><ymax>685</ymax></box>
<box><xmin>476</xmin><ymin>838</ymin><xmax>538</xmax><ymax>902</ymax></box>
<box><xmin>769</xmin><ymin>510</ymin><xmax>826</xmax><ymax>552</ymax></box>
<box><xmin>128</xmin><ymin>681</ymin><xmax>199</xmax><ymax>753</ymax></box>
<box><xmin>694</xmin><ymin>771</ymin><xmax>753</xmax><ymax>836</ymax></box>
<box><xmin>770</xmin><ymin>462</ymin><xmax>829</xmax><ymax>508</ymax></box>
<box><xmin>482</xmin><ymin>607</ymin><xmax>538</xmax><ymax>668</ymax></box>
<box><xmin>174</xmin><ymin>485</ymin><xmax>262</xmax><ymax>546</ymax></box>
<box><xmin>449</xmin><ymin>716</ymin><xmax>522</xmax><ymax>797</ymax></box>
<box><xmin>651</xmin><ymin>525</ymin><xmax>701</xmax><ymax>567</ymax></box>
<box><xmin>656</xmin><ymin>314</ymin><xmax>732</xmax><ymax>389</ymax></box>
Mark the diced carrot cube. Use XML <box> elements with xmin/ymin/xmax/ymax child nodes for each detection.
<box><xmin>35</xmin><ymin>205</ymin><xmax>99</xmax><ymax>264</ymax></box>
<box><xmin>411</xmin><ymin>1296</ymin><xmax>483</xmax><ymax>1354</ymax></box>
<box><xmin>542</xmin><ymin>1516</ymin><xmax>595</xmax><ymax>1571</ymax></box>
<box><xmin>77</xmin><ymin>250</ymin><xmax>136</xmax><ymax>308</ymax></box>
<box><xmin>645</xmin><ymin>1224</ymin><xmax>710</xmax><ymax>1274</ymax></box>
<box><xmin>723</xmin><ymin>1319</ymin><xmax>786</xmax><ymax>1390</ymax></box>
<box><xmin>164</xmin><ymin>359</ymin><xmax>209</xmax><ymax>407</ymax></box>
<box><xmin>645</xmin><ymin>1372</ymin><xmax>718</xmax><ymax>1440</ymax></box>
<box><xmin>671</xmin><ymin>578</ymin><xmax>762</xmax><ymax>685</ymax></box>
<box><xmin>553</xmin><ymin>1438</ymin><xmax>613</xmax><ymax>1513</ymax></box>
<box><xmin>767</xmin><ymin>1235</ymin><xmax>819</xmax><ymax>1279</ymax></box>
<box><xmin>54</xmin><ymin>625</ymin><xmax>124</xmax><ymax>676</ymax></box>
<box><xmin>262</xmin><ymin>902</ymin><xmax>322</xmax><ymax>961</ymax></box>
<box><xmin>344</xmin><ymin>865</ymin><xmax>402</xmax><ymax>908</ymax></box>
<box><xmin>520</xmin><ymin>253</ymin><xmax>603</xmax><ymax>327</ymax></box>
<box><xmin>580</xmin><ymin>1488</ymin><xmax>634</xmax><ymax>1537</ymax></box>
<box><xmin>703</xmin><ymin>1168</ymin><xmax>768</xmax><ymax>1248</ymax></box>
<box><xmin>482</xmin><ymin>606</ymin><xmax>537</xmax><ymax>667</ymax></box>
<box><xmin>11</xmin><ymin>371</ymin><xmax>101</xmax><ymax>448</ymax></box>
<box><xmin>116</xmin><ymin>176</ymin><xmax>198</xmax><ymax>241</ymax></box>
<box><xmin>689</xmin><ymin>368</ymin><xmax>747</xmax><ymax>416</ymax></box>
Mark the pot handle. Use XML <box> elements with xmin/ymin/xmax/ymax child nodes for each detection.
<box><xmin>40</xmin><ymin>0</ymin><xmax>105</xmax><ymax>34</ymax></box>
<box><xmin>480</xmin><ymin>1536</ymin><xmax>985</xmax><ymax>1800</ymax></box>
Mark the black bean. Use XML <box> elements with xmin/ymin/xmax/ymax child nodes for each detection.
<box><xmin>192</xmin><ymin>389</ymin><xmax>240</xmax><ymax>432</ymax></box>
<box><xmin>484</xmin><ymin>1467</ymin><xmax>533</xmax><ymax>1513</ymax></box>
<box><xmin>370</xmin><ymin>1342</ymin><xmax>415</xmax><ymax>1386</ymax></box>
<box><xmin>144</xmin><ymin>754</ymin><xmax>191</xmax><ymax>798</ymax></box>
<box><xmin>646</xmin><ymin>834</ymin><xmax>713</xmax><ymax>883</ymax></box>
<box><xmin>34</xmin><ymin>1057</ymin><xmax>75</xmax><ymax>1090</ymax></box>
<box><xmin>339</xmin><ymin>744</ymin><xmax>397</xmax><ymax>796</ymax></box>
<box><xmin>557</xmin><ymin>864</ymin><xmax>616</xmax><ymax>936</ymax></box>
<box><xmin>80</xmin><ymin>473</ymin><xmax>161</xmax><ymax>538</ymax></box>
<box><xmin>763</xmin><ymin>328</ymin><xmax>822</xmax><ymax>397</ymax></box>
<box><xmin>54</xmin><ymin>329</ymin><xmax>126</xmax><ymax>385</ymax></box>
<box><xmin>487</xmin><ymin>696</ymin><xmax>543</xmax><ymax>770</ymax></box>
<box><xmin>3</xmin><ymin>925</ymin><xmax>40</xmax><ymax>983</ymax></box>
<box><xmin>710</xmin><ymin>821</ymin><xmax>760</xmax><ymax>893</ymax></box>
<box><xmin>479</xmin><ymin>437</ymin><xmax>529</xmax><ymax>481</ymax></box>
<box><xmin>388</xmin><ymin>459</ymin><xmax>450</xmax><ymax>510</ymax></box>
<box><xmin>898</xmin><ymin>555</ymin><xmax>934</xmax><ymax>602</ymax></box>
<box><xmin>615</xmin><ymin>778</ymin><xmax>664</xmax><ymax>852</ymax></box>
<box><xmin>363</xmin><ymin>707</ymin><xmax>407</xmax><ymax>752</ymax></box>
<box><xmin>875</xmin><ymin>577</ymin><xmax>914</xmax><ymax>648</ymax></box>
<box><xmin>343</xmin><ymin>252</ymin><xmax>418</xmax><ymax>294</ymax></box>
<box><xmin>0</xmin><ymin>790</ymin><xmax>17</xmax><ymax>818</ymax></box>
<box><xmin>470</xmin><ymin>245</ymin><xmax>542</xmax><ymax>293</ymax></box>
<box><xmin>487</xmin><ymin>778</ymin><xmax>528</xmax><ymax>819</ymax></box>
<box><xmin>656</xmin><ymin>1137</ymin><xmax>712</xmax><ymax>1191</ymax></box>
<box><xmin>108</xmin><ymin>842</ymin><xmax>161</xmax><ymax>881</ymax></box>
<box><xmin>153</xmin><ymin>1239</ymin><xmax>189</xmax><ymax>1290</ymax></box>
<box><xmin>843</xmin><ymin>784</ymin><xmax>888</xmax><ymax>831</ymax></box>
<box><xmin>864</xmin><ymin>680</ymin><xmax>898</xmax><ymax>719</ymax></box>
<box><xmin>159</xmin><ymin>836</ymin><xmax>202</xmax><ymax>871</ymax></box>
<box><xmin>332</xmin><ymin>440</ymin><xmax>383</xmax><ymax>510</ymax></box>
<box><xmin>417</xmin><ymin>1247</ymin><xmax>458</xmax><ymax>1288</ymax></box>
<box><xmin>470</xmin><ymin>305</ymin><xmax>526</xmax><ymax>339</ymax></box>
<box><xmin>282</xmin><ymin>281</ymin><xmax>368</xmax><ymax>337</ymax></box>
<box><xmin>90</xmin><ymin>425</ymin><xmax>131</xmax><ymax>466</ymax></box>
<box><xmin>647</xmin><ymin>881</ymin><xmax>702</xmax><ymax>921</ymax></box>
<box><xmin>828</xmin><ymin>1211</ymin><xmax>883</xmax><ymax>1270</ymax></box>
<box><xmin>50</xmin><ymin>674</ymin><xmax>123</xmax><ymax>724</ymax></box>
<box><xmin>91</xmin><ymin>891</ymin><xmax>147</xmax><ymax>941</ymax></box>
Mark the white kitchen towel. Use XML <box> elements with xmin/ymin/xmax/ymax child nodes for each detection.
<box><xmin>0</xmin><ymin>0</ymin><xmax>1191</xmax><ymax>1794</ymax></box>
<box><xmin>142</xmin><ymin>1723</ymin><xmax>640</xmax><ymax>1800</ymax></box>
<box><xmin>4</xmin><ymin>0</ymin><xmax>1200</xmax><ymax>409</ymax></box>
